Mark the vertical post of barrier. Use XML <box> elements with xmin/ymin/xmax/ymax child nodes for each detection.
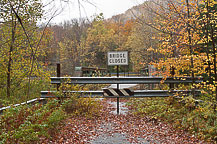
<box><xmin>107</xmin><ymin>51</ymin><xmax>128</xmax><ymax>114</ymax></box>
<box><xmin>124</xmin><ymin>66</ymin><xmax>125</xmax><ymax>77</ymax></box>
<box><xmin>57</xmin><ymin>63</ymin><xmax>61</xmax><ymax>91</ymax></box>
<box><xmin>57</xmin><ymin>63</ymin><xmax>62</xmax><ymax>103</ymax></box>
<box><xmin>117</xmin><ymin>65</ymin><xmax>119</xmax><ymax>115</ymax></box>
<box><xmin>170</xmin><ymin>66</ymin><xmax>175</xmax><ymax>90</ymax></box>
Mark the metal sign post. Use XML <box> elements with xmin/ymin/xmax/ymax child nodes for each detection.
<box><xmin>117</xmin><ymin>65</ymin><xmax>119</xmax><ymax>114</ymax></box>
<box><xmin>107</xmin><ymin>51</ymin><xmax>128</xmax><ymax>115</ymax></box>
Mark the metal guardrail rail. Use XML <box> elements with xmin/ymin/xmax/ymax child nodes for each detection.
<box><xmin>50</xmin><ymin>77</ymin><xmax>203</xmax><ymax>84</ymax></box>
<box><xmin>0</xmin><ymin>98</ymin><xmax>46</xmax><ymax>114</ymax></box>
<box><xmin>42</xmin><ymin>75</ymin><xmax>203</xmax><ymax>114</ymax></box>
<box><xmin>41</xmin><ymin>90</ymin><xmax>201</xmax><ymax>98</ymax></box>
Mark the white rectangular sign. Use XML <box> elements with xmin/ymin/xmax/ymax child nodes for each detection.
<box><xmin>107</xmin><ymin>51</ymin><xmax>128</xmax><ymax>66</ymax></box>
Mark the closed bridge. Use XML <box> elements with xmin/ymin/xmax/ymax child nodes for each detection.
<box><xmin>41</xmin><ymin>76</ymin><xmax>203</xmax><ymax>98</ymax></box>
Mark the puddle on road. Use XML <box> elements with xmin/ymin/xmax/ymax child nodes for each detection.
<box><xmin>107</xmin><ymin>101</ymin><xmax>128</xmax><ymax>115</ymax></box>
<box><xmin>98</xmin><ymin>98</ymin><xmax>129</xmax><ymax>115</ymax></box>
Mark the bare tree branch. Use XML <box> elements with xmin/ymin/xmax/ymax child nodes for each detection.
<box><xmin>129</xmin><ymin>8</ymin><xmax>182</xmax><ymax>36</ymax></box>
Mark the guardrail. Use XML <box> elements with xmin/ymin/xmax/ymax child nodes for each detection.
<box><xmin>41</xmin><ymin>90</ymin><xmax>201</xmax><ymax>98</ymax></box>
<box><xmin>50</xmin><ymin>77</ymin><xmax>203</xmax><ymax>84</ymax></box>
<box><xmin>41</xmin><ymin>75</ymin><xmax>203</xmax><ymax>114</ymax></box>
<box><xmin>41</xmin><ymin>76</ymin><xmax>203</xmax><ymax>98</ymax></box>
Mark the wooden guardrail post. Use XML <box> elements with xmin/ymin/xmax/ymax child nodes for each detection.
<box><xmin>57</xmin><ymin>63</ymin><xmax>61</xmax><ymax>91</ymax></box>
<box><xmin>170</xmin><ymin>66</ymin><xmax>175</xmax><ymax>90</ymax></box>
<box><xmin>57</xmin><ymin>63</ymin><xmax>63</xmax><ymax>103</ymax></box>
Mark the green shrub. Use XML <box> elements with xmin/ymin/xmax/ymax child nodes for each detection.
<box><xmin>62</xmin><ymin>96</ymin><xmax>102</xmax><ymax>118</ymax></box>
<box><xmin>47</xmin><ymin>108</ymin><xmax>65</xmax><ymax>129</ymax></box>
<box><xmin>58</xmin><ymin>81</ymin><xmax>103</xmax><ymax>118</ymax></box>
<box><xmin>0</xmin><ymin>79</ymin><xmax>51</xmax><ymax>106</ymax></box>
<box><xmin>0</xmin><ymin>100</ymin><xmax>65</xmax><ymax>143</ymax></box>
<box><xmin>0</xmin><ymin>81</ymin><xmax>103</xmax><ymax>143</ymax></box>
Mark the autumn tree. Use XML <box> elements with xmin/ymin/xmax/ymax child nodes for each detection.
<box><xmin>55</xmin><ymin>19</ymin><xmax>90</xmax><ymax>76</ymax></box>
<box><xmin>124</xmin><ymin>2</ymin><xmax>160</xmax><ymax>72</ymax></box>
<box><xmin>141</xmin><ymin>0</ymin><xmax>202</xmax><ymax>77</ymax></box>
<box><xmin>79</xmin><ymin>14</ymin><xmax>118</xmax><ymax>68</ymax></box>
<box><xmin>143</xmin><ymin>0</ymin><xmax>217</xmax><ymax>105</ymax></box>
<box><xmin>197</xmin><ymin>0</ymin><xmax>217</xmax><ymax>107</ymax></box>
<box><xmin>0</xmin><ymin>0</ymin><xmax>51</xmax><ymax>101</ymax></box>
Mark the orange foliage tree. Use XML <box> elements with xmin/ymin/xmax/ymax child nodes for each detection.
<box><xmin>147</xmin><ymin>0</ymin><xmax>217</xmax><ymax>105</ymax></box>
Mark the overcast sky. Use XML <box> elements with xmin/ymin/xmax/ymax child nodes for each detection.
<box><xmin>44</xmin><ymin>0</ymin><xmax>145</xmax><ymax>24</ymax></box>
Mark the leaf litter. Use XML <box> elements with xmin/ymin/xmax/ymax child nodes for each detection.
<box><xmin>40</xmin><ymin>98</ymin><xmax>210</xmax><ymax>144</ymax></box>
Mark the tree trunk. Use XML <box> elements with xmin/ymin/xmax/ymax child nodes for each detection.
<box><xmin>186</xmin><ymin>0</ymin><xmax>195</xmax><ymax>97</ymax></box>
<box><xmin>208</xmin><ymin>8</ymin><xmax>217</xmax><ymax>111</ymax></box>
<box><xmin>7</xmin><ymin>15</ymin><xmax>16</xmax><ymax>98</ymax></box>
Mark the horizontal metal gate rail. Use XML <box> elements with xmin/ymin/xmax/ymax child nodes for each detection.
<box><xmin>41</xmin><ymin>90</ymin><xmax>201</xmax><ymax>98</ymax></box>
<box><xmin>50</xmin><ymin>77</ymin><xmax>203</xmax><ymax>84</ymax></box>
<box><xmin>41</xmin><ymin>76</ymin><xmax>203</xmax><ymax>115</ymax></box>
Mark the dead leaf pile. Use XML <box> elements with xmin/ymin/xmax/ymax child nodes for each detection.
<box><xmin>40</xmin><ymin>99</ymin><xmax>209</xmax><ymax>144</ymax></box>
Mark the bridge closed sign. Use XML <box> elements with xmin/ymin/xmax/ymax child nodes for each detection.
<box><xmin>107</xmin><ymin>51</ymin><xmax>128</xmax><ymax>66</ymax></box>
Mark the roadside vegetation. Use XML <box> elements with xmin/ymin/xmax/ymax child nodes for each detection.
<box><xmin>127</xmin><ymin>0</ymin><xmax>217</xmax><ymax>142</ymax></box>
<box><xmin>0</xmin><ymin>95</ymin><xmax>102</xmax><ymax>143</ymax></box>
<box><xmin>128</xmin><ymin>96</ymin><xmax>217</xmax><ymax>142</ymax></box>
